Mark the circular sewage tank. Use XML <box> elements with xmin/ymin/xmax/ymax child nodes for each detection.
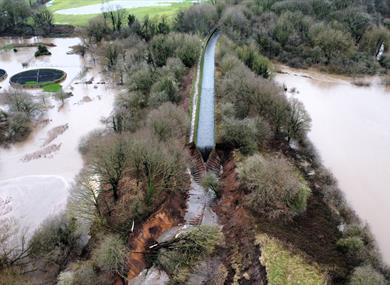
<box><xmin>0</xmin><ymin>69</ymin><xmax>7</xmax><ymax>81</ymax></box>
<box><xmin>10</xmin><ymin>68</ymin><xmax>66</xmax><ymax>88</ymax></box>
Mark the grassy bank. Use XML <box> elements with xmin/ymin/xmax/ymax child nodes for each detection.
<box><xmin>49</xmin><ymin>0</ymin><xmax>191</xmax><ymax>26</ymax></box>
<box><xmin>256</xmin><ymin>234</ymin><xmax>328</xmax><ymax>285</ymax></box>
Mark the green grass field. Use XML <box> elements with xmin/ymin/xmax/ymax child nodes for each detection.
<box><xmin>256</xmin><ymin>234</ymin><xmax>328</xmax><ymax>285</ymax></box>
<box><xmin>48</xmin><ymin>0</ymin><xmax>192</xmax><ymax>26</ymax></box>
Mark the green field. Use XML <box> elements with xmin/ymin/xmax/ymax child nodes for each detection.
<box><xmin>48</xmin><ymin>0</ymin><xmax>192</xmax><ymax>26</ymax></box>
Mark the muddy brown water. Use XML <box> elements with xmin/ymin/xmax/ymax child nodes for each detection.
<box><xmin>0</xmin><ymin>37</ymin><xmax>115</xmax><ymax>234</ymax></box>
<box><xmin>275</xmin><ymin>66</ymin><xmax>390</xmax><ymax>264</ymax></box>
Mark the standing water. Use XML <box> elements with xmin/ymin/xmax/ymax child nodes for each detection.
<box><xmin>275</xmin><ymin>67</ymin><xmax>390</xmax><ymax>264</ymax></box>
<box><xmin>0</xmin><ymin>37</ymin><xmax>115</xmax><ymax>235</ymax></box>
<box><xmin>196</xmin><ymin>32</ymin><xmax>220</xmax><ymax>158</ymax></box>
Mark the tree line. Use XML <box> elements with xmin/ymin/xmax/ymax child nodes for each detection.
<box><xmin>0</xmin><ymin>0</ymin><xmax>54</xmax><ymax>36</ymax></box>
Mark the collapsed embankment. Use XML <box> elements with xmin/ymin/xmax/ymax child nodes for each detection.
<box><xmin>213</xmin><ymin>141</ymin><xmax>354</xmax><ymax>283</ymax></box>
<box><xmin>214</xmin><ymin>148</ymin><xmax>268</xmax><ymax>284</ymax></box>
<box><xmin>126</xmin><ymin>190</ymin><xmax>187</xmax><ymax>280</ymax></box>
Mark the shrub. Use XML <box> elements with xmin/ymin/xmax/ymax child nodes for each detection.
<box><xmin>239</xmin><ymin>154</ymin><xmax>311</xmax><ymax>220</ymax></box>
<box><xmin>384</xmin><ymin>18</ymin><xmax>390</xmax><ymax>29</ymax></box>
<box><xmin>92</xmin><ymin>234</ymin><xmax>127</xmax><ymax>274</ymax></box>
<box><xmin>71</xmin><ymin>261</ymin><xmax>101</xmax><ymax>285</ymax></box>
<box><xmin>254</xmin><ymin>116</ymin><xmax>273</xmax><ymax>147</ymax></box>
<box><xmin>220</xmin><ymin>102</ymin><xmax>236</xmax><ymax>118</ymax></box>
<box><xmin>360</xmin><ymin>27</ymin><xmax>390</xmax><ymax>56</ymax></box>
<box><xmin>29</xmin><ymin>214</ymin><xmax>83</xmax><ymax>266</ymax></box>
<box><xmin>148</xmin><ymin>33</ymin><xmax>200</xmax><ymax>68</ymax></box>
<box><xmin>146</xmin><ymin>102</ymin><xmax>188</xmax><ymax>141</ymax></box>
<box><xmin>175</xmin><ymin>4</ymin><xmax>218</xmax><ymax>36</ymax></box>
<box><xmin>175</xmin><ymin>34</ymin><xmax>201</xmax><ymax>67</ymax></box>
<box><xmin>85</xmin><ymin>16</ymin><xmax>109</xmax><ymax>43</ymax></box>
<box><xmin>115</xmin><ymin>91</ymin><xmax>148</xmax><ymax>132</ymax></box>
<box><xmin>127</xmin><ymin>65</ymin><xmax>156</xmax><ymax>94</ymax></box>
<box><xmin>349</xmin><ymin>265</ymin><xmax>386</xmax><ymax>285</ymax></box>
<box><xmin>3</xmin><ymin>91</ymin><xmax>41</xmax><ymax>119</ymax></box>
<box><xmin>126</xmin><ymin>134</ymin><xmax>188</xmax><ymax>205</ymax></box>
<box><xmin>285</xmin><ymin>98</ymin><xmax>311</xmax><ymax>142</ymax></box>
<box><xmin>221</xmin><ymin>6</ymin><xmax>251</xmax><ymax>41</ymax></box>
<box><xmin>336</xmin><ymin>236</ymin><xmax>365</xmax><ymax>254</ymax></box>
<box><xmin>220</xmin><ymin>117</ymin><xmax>257</xmax><ymax>155</ymax></box>
<box><xmin>379</xmin><ymin>53</ymin><xmax>390</xmax><ymax>69</ymax></box>
<box><xmin>34</xmin><ymin>44</ymin><xmax>51</xmax><ymax>57</ymax></box>
<box><xmin>201</xmin><ymin>172</ymin><xmax>219</xmax><ymax>192</ymax></box>
<box><xmin>312</xmin><ymin>25</ymin><xmax>356</xmax><ymax>63</ymax></box>
<box><xmin>237</xmin><ymin>44</ymin><xmax>271</xmax><ymax>78</ymax></box>
<box><xmin>162</xmin><ymin>57</ymin><xmax>186</xmax><ymax>80</ymax></box>
<box><xmin>149</xmin><ymin>76</ymin><xmax>179</xmax><ymax>107</ymax></box>
<box><xmin>7</xmin><ymin>112</ymin><xmax>31</xmax><ymax>142</ymax></box>
<box><xmin>32</xmin><ymin>7</ymin><xmax>53</xmax><ymax>34</ymax></box>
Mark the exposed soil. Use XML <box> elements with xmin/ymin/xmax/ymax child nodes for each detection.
<box><xmin>126</xmin><ymin>190</ymin><xmax>187</xmax><ymax>280</ymax></box>
<box><xmin>214</xmin><ymin>149</ymin><xmax>268</xmax><ymax>285</ymax></box>
<box><xmin>215</xmin><ymin>140</ymin><xmax>351</xmax><ymax>284</ymax></box>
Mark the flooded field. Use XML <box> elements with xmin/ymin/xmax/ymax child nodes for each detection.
<box><xmin>0</xmin><ymin>37</ymin><xmax>115</xmax><ymax>234</ymax></box>
<box><xmin>275</xmin><ymin>67</ymin><xmax>390</xmax><ymax>264</ymax></box>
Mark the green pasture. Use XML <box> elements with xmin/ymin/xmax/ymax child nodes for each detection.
<box><xmin>48</xmin><ymin>0</ymin><xmax>192</xmax><ymax>26</ymax></box>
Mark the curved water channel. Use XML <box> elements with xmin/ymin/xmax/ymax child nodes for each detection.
<box><xmin>196</xmin><ymin>32</ymin><xmax>220</xmax><ymax>155</ymax></box>
<box><xmin>0</xmin><ymin>37</ymin><xmax>115</xmax><ymax>235</ymax></box>
<box><xmin>275</xmin><ymin>67</ymin><xmax>390</xmax><ymax>264</ymax></box>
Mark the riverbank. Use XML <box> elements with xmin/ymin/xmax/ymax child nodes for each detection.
<box><xmin>275</xmin><ymin>65</ymin><xmax>390</xmax><ymax>265</ymax></box>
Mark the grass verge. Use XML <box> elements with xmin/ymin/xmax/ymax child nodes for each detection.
<box><xmin>256</xmin><ymin>234</ymin><xmax>328</xmax><ymax>285</ymax></box>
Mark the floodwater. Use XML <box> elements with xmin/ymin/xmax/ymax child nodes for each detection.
<box><xmin>0</xmin><ymin>37</ymin><xmax>115</xmax><ymax>234</ymax></box>
<box><xmin>275</xmin><ymin>67</ymin><xmax>390</xmax><ymax>264</ymax></box>
<box><xmin>196</xmin><ymin>32</ymin><xmax>220</xmax><ymax>151</ymax></box>
<box><xmin>54</xmin><ymin>0</ymin><xmax>185</xmax><ymax>15</ymax></box>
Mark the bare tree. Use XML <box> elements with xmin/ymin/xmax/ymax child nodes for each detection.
<box><xmin>68</xmin><ymin>170</ymin><xmax>106</xmax><ymax>224</ymax></box>
<box><xmin>0</xmin><ymin>197</ymin><xmax>31</xmax><ymax>281</ymax></box>
<box><xmin>88</xmin><ymin>135</ymin><xmax>130</xmax><ymax>201</ymax></box>
<box><xmin>285</xmin><ymin>98</ymin><xmax>311</xmax><ymax>142</ymax></box>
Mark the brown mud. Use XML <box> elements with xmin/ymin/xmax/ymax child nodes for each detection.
<box><xmin>214</xmin><ymin>149</ymin><xmax>267</xmax><ymax>285</ymax></box>
<box><xmin>126</xmin><ymin>190</ymin><xmax>187</xmax><ymax>280</ymax></box>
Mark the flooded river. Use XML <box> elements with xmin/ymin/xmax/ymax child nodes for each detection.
<box><xmin>275</xmin><ymin>67</ymin><xmax>390</xmax><ymax>264</ymax></box>
<box><xmin>0</xmin><ymin>37</ymin><xmax>115</xmax><ymax>234</ymax></box>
